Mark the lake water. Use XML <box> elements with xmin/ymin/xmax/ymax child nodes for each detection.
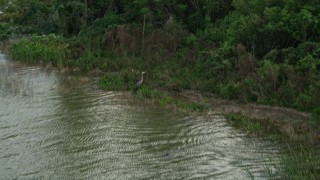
<box><xmin>0</xmin><ymin>54</ymin><xmax>280</xmax><ymax>179</ymax></box>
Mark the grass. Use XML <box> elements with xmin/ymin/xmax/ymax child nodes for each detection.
<box><xmin>136</xmin><ymin>86</ymin><xmax>209</xmax><ymax>113</ymax></box>
<box><xmin>226</xmin><ymin>112</ymin><xmax>320</xmax><ymax>179</ymax></box>
<box><xmin>279</xmin><ymin>145</ymin><xmax>320</xmax><ymax>179</ymax></box>
<box><xmin>136</xmin><ymin>86</ymin><xmax>161</xmax><ymax>99</ymax></box>
<box><xmin>98</xmin><ymin>74</ymin><xmax>209</xmax><ymax>113</ymax></box>
<box><xmin>175</xmin><ymin>100</ymin><xmax>209</xmax><ymax>113</ymax></box>
<box><xmin>97</xmin><ymin>74</ymin><xmax>208</xmax><ymax>114</ymax></box>
<box><xmin>98</xmin><ymin>74</ymin><xmax>132</xmax><ymax>91</ymax></box>
<box><xmin>225</xmin><ymin>112</ymin><xmax>275</xmax><ymax>135</ymax></box>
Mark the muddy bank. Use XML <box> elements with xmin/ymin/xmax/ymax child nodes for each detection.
<box><xmin>178</xmin><ymin>90</ymin><xmax>319</xmax><ymax>148</ymax></box>
<box><xmin>0</xmin><ymin>39</ymin><xmax>19</xmax><ymax>53</ymax></box>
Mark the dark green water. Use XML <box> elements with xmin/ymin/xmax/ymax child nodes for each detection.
<box><xmin>0</xmin><ymin>54</ymin><xmax>280</xmax><ymax>179</ymax></box>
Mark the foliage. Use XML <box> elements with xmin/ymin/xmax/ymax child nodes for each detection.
<box><xmin>79</xmin><ymin>13</ymin><xmax>125</xmax><ymax>52</ymax></box>
<box><xmin>6</xmin><ymin>0</ymin><xmax>320</xmax><ymax>114</ymax></box>
<box><xmin>280</xmin><ymin>145</ymin><xmax>320</xmax><ymax>179</ymax></box>
<box><xmin>12</xmin><ymin>1</ymin><xmax>57</xmax><ymax>34</ymax></box>
<box><xmin>10</xmin><ymin>34</ymin><xmax>68</xmax><ymax>65</ymax></box>
<box><xmin>0</xmin><ymin>23</ymin><xmax>10</xmax><ymax>40</ymax></box>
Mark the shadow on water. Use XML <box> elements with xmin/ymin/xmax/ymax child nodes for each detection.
<box><xmin>0</xmin><ymin>54</ymin><xmax>281</xmax><ymax>179</ymax></box>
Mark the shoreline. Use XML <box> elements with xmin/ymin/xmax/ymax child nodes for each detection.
<box><xmin>175</xmin><ymin>90</ymin><xmax>319</xmax><ymax>147</ymax></box>
<box><xmin>1</xmin><ymin>40</ymin><xmax>319</xmax><ymax>148</ymax></box>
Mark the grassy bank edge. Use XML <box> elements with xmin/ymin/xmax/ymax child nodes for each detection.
<box><xmin>225</xmin><ymin>112</ymin><xmax>320</xmax><ymax>179</ymax></box>
<box><xmin>3</xmin><ymin>36</ymin><xmax>318</xmax><ymax>145</ymax></box>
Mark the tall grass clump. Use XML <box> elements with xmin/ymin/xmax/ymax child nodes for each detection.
<box><xmin>226</xmin><ymin>112</ymin><xmax>266</xmax><ymax>134</ymax></box>
<box><xmin>226</xmin><ymin>112</ymin><xmax>320</xmax><ymax>179</ymax></box>
<box><xmin>10</xmin><ymin>34</ymin><xmax>69</xmax><ymax>65</ymax></box>
<box><xmin>135</xmin><ymin>85</ymin><xmax>209</xmax><ymax>113</ymax></box>
<box><xmin>98</xmin><ymin>75</ymin><xmax>129</xmax><ymax>91</ymax></box>
<box><xmin>279</xmin><ymin>145</ymin><xmax>320</xmax><ymax>179</ymax></box>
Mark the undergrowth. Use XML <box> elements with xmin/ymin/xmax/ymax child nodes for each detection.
<box><xmin>10</xmin><ymin>34</ymin><xmax>68</xmax><ymax>66</ymax></box>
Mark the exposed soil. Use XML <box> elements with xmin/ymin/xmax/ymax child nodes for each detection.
<box><xmin>0</xmin><ymin>39</ymin><xmax>19</xmax><ymax>53</ymax></box>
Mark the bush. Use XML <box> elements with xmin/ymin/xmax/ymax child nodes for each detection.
<box><xmin>0</xmin><ymin>23</ymin><xmax>10</xmax><ymax>40</ymax></box>
<box><xmin>195</xmin><ymin>45</ymin><xmax>235</xmax><ymax>84</ymax></box>
<box><xmin>10</xmin><ymin>34</ymin><xmax>69</xmax><ymax>65</ymax></box>
<box><xmin>258</xmin><ymin>60</ymin><xmax>280</xmax><ymax>91</ymax></box>
<box><xmin>218</xmin><ymin>81</ymin><xmax>241</xmax><ymax>100</ymax></box>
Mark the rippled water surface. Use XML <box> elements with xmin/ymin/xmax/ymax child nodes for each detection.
<box><xmin>0</xmin><ymin>54</ymin><xmax>280</xmax><ymax>179</ymax></box>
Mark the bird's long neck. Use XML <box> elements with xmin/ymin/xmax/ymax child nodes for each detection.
<box><xmin>141</xmin><ymin>73</ymin><xmax>144</xmax><ymax>81</ymax></box>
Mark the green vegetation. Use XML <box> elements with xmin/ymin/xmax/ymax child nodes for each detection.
<box><xmin>3</xmin><ymin>1</ymin><xmax>319</xmax><ymax>118</ymax></box>
<box><xmin>98</xmin><ymin>75</ymin><xmax>128</xmax><ymax>91</ymax></box>
<box><xmin>0</xmin><ymin>23</ymin><xmax>11</xmax><ymax>40</ymax></box>
<box><xmin>2</xmin><ymin>1</ymin><xmax>320</xmax><ymax>120</ymax></box>
<box><xmin>2</xmin><ymin>0</ymin><xmax>319</xmax><ymax>120</ymax></box>
<box><xmin>226</xmin><ymin>112</ymin><xmax>270</xmax><ymax>135</ymax></box>
<box><xmin>147</xmin><ymin>91</ymin><xmax>207</xmax><ymax>113</ymax></box>
<box><xmin>99</xmin><ymin>77</ymin><xmax>209</xmax><ymax>113</ymax></box>
<box><xmin>136</xmin><ymin>85</ymin><xmax>209</xmax><ymax>113</ymax></box>
<box><xmin>1</xmin><ymin>0</ymin><xmax>318</xmax><ymax>126</ymax></box>
<box><xmin>280</xmin><ymin>145</ymin><xmax>320</xmax><ymax>179</ymax></box>
<box><xmin>226</xmin><ymin>112</ymin><xmax>320</xmax><ymax>179</ymax></box>
<box><xmin>10</xmin><ymin>34</ymin><xmax>68</xmax><ymax>65</ymax></box>
<box><xmin>226</xmin><ymin>112</ymin><xmax>283</xmax><ymax>144</ymax></box>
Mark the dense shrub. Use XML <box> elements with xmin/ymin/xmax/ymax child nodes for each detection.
<box><xmin>10</xmin><ymin>34</ymin><xmax>69</xmax><ymax>65</ymax></box>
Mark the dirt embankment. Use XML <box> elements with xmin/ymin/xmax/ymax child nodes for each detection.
<box><xmin>0</xmin><ymin>39</ymin><xmax>19</xmax><ymax>53</ymax></box>
<box><xmin>179</xmin><ymin>90</ymin><xmax>319</xmax><ymax>148</ymax></box>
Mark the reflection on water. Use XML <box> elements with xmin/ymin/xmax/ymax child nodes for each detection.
<box><xmin>0</xmin><ymin>54</ymin><xmax>280</xmax><ymax>179</ymax></box>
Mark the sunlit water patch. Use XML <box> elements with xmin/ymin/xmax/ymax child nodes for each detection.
<box><xmin>0</xmin><ymin>54</ymin><xmax>280</xmax><ymax>179</ymax></box>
